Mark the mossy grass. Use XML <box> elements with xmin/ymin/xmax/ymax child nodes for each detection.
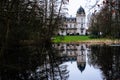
<box><xmin>53</xmin><ymin>35</ymin><xmax>120</xmax><ymax>43</ymax></box>
<box><xmin>53</xmin><ymin>35</ymin><xmax>91</xmax><ymax>43</ymax></box>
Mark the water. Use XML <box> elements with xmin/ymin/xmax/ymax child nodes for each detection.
<box><xmin>0</xmin><ymin>43</ymin><xmax>120</xmax><ymax>80</ymax></box>
<box><xmin>61</xmin><ymin>62</ymin><xmax>102</xmax><ymax>80</ymax></box>
<box><xmin>55</xmin><ymin>43</ymin><xmax>103</xmax><ymax>80</ymax></box>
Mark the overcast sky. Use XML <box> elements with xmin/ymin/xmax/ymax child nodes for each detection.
<box><xmin>67</xmin><ymin>0</ymin><xmax>103</xmax><ymax>17</ymax></box>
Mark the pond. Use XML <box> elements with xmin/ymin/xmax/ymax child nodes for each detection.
<box><xmin>54</xmin><ymin>43</ymin><xmax>102</xmax><ymax>80</ymax></box>
<box><xmin>0</xmin><ymin>43</ymin><xmax>120</xmax><ymax>80</ymax></box>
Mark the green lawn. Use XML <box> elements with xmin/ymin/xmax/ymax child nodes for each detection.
<box><xmin>53</xmin><ymin>36</ymin><xmax>91</xmax><ymax>43</ymax></box>
<box><xmin>53</xmin><ymin>35</ymin><xmax>120</xmax><ymax>44</ymax></box>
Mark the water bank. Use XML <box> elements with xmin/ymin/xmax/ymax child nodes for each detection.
<box><xmin>74</xmin><ymin>40</ymin><xmax>120</xmax><ymax>45</ymax></box>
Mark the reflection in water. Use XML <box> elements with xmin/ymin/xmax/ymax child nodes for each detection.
<box><xmin>0</xmin><ymin>43</ymin><xmax>120</xmax><ymax>80</ymax></box>
<box><xmin>53</xmin><ymin>44</ymin><xmax>89</xmax><ymax>73</ymax></box>
<box><xmin>0</xmin><ymin>44</ymin><xmax>69</xmax><ymax>80</ymax></box>
<box><xmin>54</xmin><ymin>43</ymin><xmax>120</xmax><ymax>80</ymax></box>
<box><xmin>89</xmin><ymin>45</ymin><xmax>120</xmax><ymax>80</ymax></box>
<box><xmin>54</xmin><ymin>43</ymin><xmax>102</xmax><ymax>80</ymax></box>
<box><xmin>77</xmin><ymin>45</ymin><xmax>86</xmax><ymax>72</ymax></box>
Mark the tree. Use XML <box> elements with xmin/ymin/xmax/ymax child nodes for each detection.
<box><xmin>89</xmin><ymin>0</ymin><xmax>120</xmax><ymax>38</ymax></box>
<box><xmin>0</xmin><ymin>0</ymin><xmax>68</xmax><ymax>44</ymax></box>
<box><xmin>0</xmin><ymin>0</ymin><xmax>68</xmax><ymax>57</ymax></box>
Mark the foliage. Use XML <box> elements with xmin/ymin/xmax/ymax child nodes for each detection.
<box><xmin>89</xmin><ymin>45</ymin><xmax>120</xmax><ymax>80</ymax></box>
<box><xmin>0</xmin><ymin>0</ymin><xmax>68</xmax><ymax>46</ymax></box>
<box><xmin>0</xmin><ymin>44</ymin><xmax>69</xmax><ymax>80</ymax></box>
<box><xmin>89</xmin><ymin>0</ymin><xmax>120</xmax><ymax>39</ymax></box>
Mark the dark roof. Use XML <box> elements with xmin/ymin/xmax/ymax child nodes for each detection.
<box><xmin>77</xmin><ymin>6</ymin><xmax>85</xmax><ymax>14</ymax></box>
<box><xmin>77</xmin><ymin>62</ymin><xmax>86</xmax><ymax>72</ymax></box>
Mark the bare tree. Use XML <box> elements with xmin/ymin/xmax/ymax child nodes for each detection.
<box><xmin>89</xmin><ymin>0</ymin><xmax>120</xmax><ymax>38</ymax></box>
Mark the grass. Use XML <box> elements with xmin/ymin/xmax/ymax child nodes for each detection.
<box><xmin>53</xmin><ymin>36</ymin><xmax>91</xmax><ymax>43</ymax></box>
<box><xmin>53</xmin><ymin>35</ymin><xmax>120</xmax><ymax>44</ymax></box>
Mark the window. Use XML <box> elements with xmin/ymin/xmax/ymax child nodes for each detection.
<box><xmin>81</xmin><ymin>30</ymin><xmax>83</xmax><ymax>34</ymax></box>
<box><xmin>61</xmin><ymin>30</ymin><xmax>64</xmax><ymax>33</ymax></box>
<box><xmin>81</xmin><ymin>24</ymin><xmax>83</xmax><ymax>28</ymax></box>
<box><xmin>66</xmin><ymin>25</ymin><xmax>68</xmax><ymax>28</ymax></box>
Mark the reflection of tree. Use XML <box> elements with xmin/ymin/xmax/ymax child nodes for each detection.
<box><xmin>88</xmin><ymin>45</ymin><xmax>120</xmax><ymax>80</ymax></box>
<box><xmin>0</xmin><ymin>44</ymin><xmax>69</xmax><ymax>80</ymax></box>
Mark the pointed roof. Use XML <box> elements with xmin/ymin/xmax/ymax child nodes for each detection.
<box><xmin>77</xmin><ymin>6</ymin><xmax>85</xmax><ymax>14</ymax></box>
<box><xmin>77</xmin><ymin>62</ymin><xmax>86</xmax><ymax>72</ymax></box>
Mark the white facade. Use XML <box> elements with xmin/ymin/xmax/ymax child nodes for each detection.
<box><xmin>58</xmin><ymin>6</ymin><xmax>87</xmax><ymax>35</ymax></box>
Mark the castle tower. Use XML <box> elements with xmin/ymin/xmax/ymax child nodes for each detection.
<box><xmin>76</xmin><ymin>6</ymin><xmax>86</xmax><ymax>35</ymax></box>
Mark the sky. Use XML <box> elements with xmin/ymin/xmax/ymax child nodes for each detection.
<box><xmin>67</xmin><ymin>0</ymin><xmax>103</xmax><ymax>17</ymax></box>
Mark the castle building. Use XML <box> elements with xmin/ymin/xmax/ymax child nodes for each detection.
<box><xmin>58</xmin><ymin>6</ymin><xmax>87</xmax><ymax>35</ymax></box>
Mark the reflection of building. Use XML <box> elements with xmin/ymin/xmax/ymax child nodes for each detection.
<box><xmin>58</xmin><ymin>6</ymin><xmax>87</xmax><ymax>35</ymax></box>
<box><xmin>77</xmin><ymin>46</ymin><xmax>86</xmax><ymax>72</ymax></box>
<box><xmin>53</xmin><ymin>43</ymin><xmax>90</xmax><ymax>72</ymax></box>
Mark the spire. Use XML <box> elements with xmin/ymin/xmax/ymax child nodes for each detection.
<box><xmin>77</xmin><ymin>6</ymin><xmax>85</xmax><ymax>14</ymax></box>
<box><xmin>77</xmin><ymin>63</ymin><xmax>86</xmax><ymax>72</ymax></box>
